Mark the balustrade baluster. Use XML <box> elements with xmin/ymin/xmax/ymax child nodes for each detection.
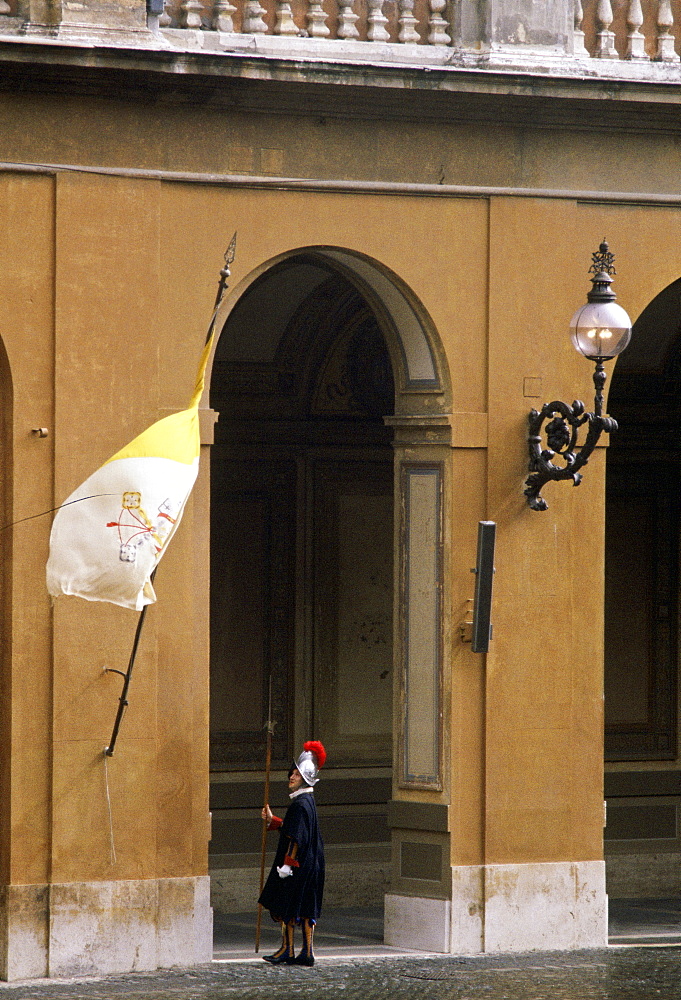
<box><xmin>181</xmin><ymin>0</ymin><xmax>203</xmax><ymax>28</ymax></box>
<box><xmin>0</xmin><ymin>0</ymin><xmax>10</xmax><ymax>13</ymax></box>
<box><xmin>398</xmin><ymin>0</ymin><xmax>419</xmax><ymax>42</ymax></box>
<box><xmin>213</xmin><ymin>0</ymin><xmax>236</xmax><ymax>31</ymax></box>
<box><xmin>595</xmin><ymin>0</ymin><xmax>618</xmax><ymax>57</ymax></box>
<box><xmin>242</xmin><ymin>0</ymin><xmax>268</xmax><ymax>32</ymax></box>
<box><xmin>336</xmin><ymin>0</ymin><xmax>359</xmax><ymax>38</ymax></box>
<box><xmin>427</xmin><ymin>0</ymin><xmax>449</xmax><ymax>45</ymax></box>
<box><xmin>274</xmin><ymin>0</ymin><xmax>297</xmax><ymax>33</ymax></box>
<box><xmin>626</xmin><ymin>0</ymin><xmax>648</xmax><ymax>58</ymax></box>
<box><xmin>159</xmin><ymin>1</ymin><xmax>171</xmax><ymax>24</ymax></box>
<box><xmin>655</xmin><ymin>0</ymin><xmax>680</xmax><ymax>60</ymax></box>
<box><xmin>573</xmin><ymin>0</ymin><xmax>588</xmax><ymax>56</ymax></box>
<box><xmin>366</xmin><ymin>0</ymin><xmax>389</xmax><ymax>41</ymax></box>
<box><xmin>306</xmin><ymin>0</ymin><xmax>330</xmax><ymax>36</ymax></box>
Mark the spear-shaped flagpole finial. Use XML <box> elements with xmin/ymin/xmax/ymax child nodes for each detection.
<box><xmin>213</xmin><ymin>232</ymin><xmax>237</xmax><ymax>309</ymax></box>
<box><xmin>225</xmin><ymin>231</ymin><xmax>237</xmax><ymax>266</ymax></box>
<box><xmin>204</xmin><ymin>234</ymin><xmax>237</xmax><ymax>348</ymax></box>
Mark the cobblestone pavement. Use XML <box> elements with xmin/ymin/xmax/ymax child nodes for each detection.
<box><xmin>2</xmin><ymin>901</ymin><xmax>681</xmax><ymax>999</ymax></box>
<box><xmin>2</xmin><ymin>947</ymin><xmax>681</xmax><ymax>1000</ymax></box>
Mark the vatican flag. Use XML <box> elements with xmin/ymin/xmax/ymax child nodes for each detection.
<box><xmin>46</xmin><ymin>318</ymin><xmax>215</xmax><ymax>612</ymax></box>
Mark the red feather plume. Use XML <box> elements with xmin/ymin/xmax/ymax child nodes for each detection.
<box><xmin>304</xmin><ymin>740</ymin><xmax>326</xmax><ymax>769</ymax></box>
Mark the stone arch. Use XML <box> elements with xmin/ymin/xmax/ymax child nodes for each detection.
<box><xmin>207</xmin><ymin>245</ymin><xmax>452</xmax><ymax>416</ymax></box>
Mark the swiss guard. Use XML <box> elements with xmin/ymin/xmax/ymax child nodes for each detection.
<box><xmin>259</xmin><ymin>740</ymin><xmax>326</xmax><ymax>966</ymax></box>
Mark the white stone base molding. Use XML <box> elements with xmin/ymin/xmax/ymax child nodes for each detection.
<box><xmin>385</xmin><ymin>861</ymin><xmax>608</xmax><ymax>955</ymax></box>
<box><xmin>0</xmin><ymin>876</ymin><xmax>212</xmax><ymax>981</ymax></box>
<box><xmin>482</xmin><ymin>860</ymin><xmax>608</xmax><ymax>952</ymax></box>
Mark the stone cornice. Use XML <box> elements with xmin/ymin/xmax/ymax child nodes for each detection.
<box><xmin>0</xmin><ymin>36</ymin><xmax>680</xmax><ymax>133</ymax></box>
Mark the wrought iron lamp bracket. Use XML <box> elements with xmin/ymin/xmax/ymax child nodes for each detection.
<box><xmin>524</xmin><ymin>370</ymin><xmax>618</xmax><ymax>512</ymax></box>
<box><xmin>524</xmin><ymin>241</ymin><xmax>630</xmax><ymax>512</ymax></box>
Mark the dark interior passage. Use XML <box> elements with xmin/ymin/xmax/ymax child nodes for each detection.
<box><xmin>604</xmin><ymin>278</ymin><xmax>681</xmax><ymax>895</ymax></box>
<box><xmin>208</xmin><ymin>256</ymin><xmax>396</xmax><ymax>911</ymax></box>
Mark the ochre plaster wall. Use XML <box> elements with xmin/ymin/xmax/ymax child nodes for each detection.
<box><xmin>480</xmin><ymin>198</ymin><xmax>681</xmax><ymax>870</ymax></box>
<box><xmin>2</xmin><ymin>148</ymin><xmax>680</xmax><ymax>896</ymax></box>
<box><xmin>0</xmin><ymin>174</ymin><xmax>55</xmax><ymax>887</ymax></box>
<box><xmin>485</xmin><ymin>197</ymin><xmax>607</xmax><ymax>867</ymax></box>
<box><xmin>51</xmin><ymin>174</ymin><xmax>164</xmax><ymax>885</ymax></box>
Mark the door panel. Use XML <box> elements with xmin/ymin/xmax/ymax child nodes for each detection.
<box><xmin>312</xmin><ymin>460</ymin><xmax>393</xmax><ymax>766</ymax></box>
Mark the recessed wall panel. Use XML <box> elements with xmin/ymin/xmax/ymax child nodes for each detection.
<box><xmin>400</xmin><ymin>464</ymin><xmax>442</xmax><ymax>788</ymax></box>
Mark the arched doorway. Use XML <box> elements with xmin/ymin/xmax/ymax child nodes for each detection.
<box><xmin>604</xmin><ymin>278</ymin><xmax>681</xmax><ymax>896</ymax></box>
<box><xmin>207</xmin><ymin>248</ymin><xmax>451</xmax><ymax>921</ymax></box>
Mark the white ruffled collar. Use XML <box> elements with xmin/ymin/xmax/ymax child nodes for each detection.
<box><xmin>289</xmin><ymin>786</ymin><xmax>314</xmax><ymax>799</ymax></box>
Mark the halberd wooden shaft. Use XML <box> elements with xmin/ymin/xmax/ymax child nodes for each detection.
<box><xmin>255</xmin><ymin>678</ymin><xmax>274</xmax><ymax>953</ymax></box>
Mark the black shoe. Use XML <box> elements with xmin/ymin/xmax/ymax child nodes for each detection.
<box><xmin>263</xmin><ymin>950</ymin><xmax>294</xmax><ymax>965</ymax></box>
<box><xmin>293</xmin><ymin>953</ymin><xmax>315</xmax><ymax>966</ymax></box>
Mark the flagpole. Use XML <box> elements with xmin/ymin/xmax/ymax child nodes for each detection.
<box><xmin>104</xmin><ymin>236</ymin><xmax>237</xmax><ymax>758</ymax></box>
<box><xmin>255</xmin><ymin>675</ymin><xmax>274</xmax><ymax>953</ymax></box>
<box><xmin>105</xmin><ymin>569</ymin><xmax>156</xmax><ymax>757</ymax></box>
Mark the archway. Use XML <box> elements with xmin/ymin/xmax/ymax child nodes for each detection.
<box><xmin>604</xmin><ymin>278</ymin><xmax>681</xmax><ymax>895</ymax></box>
<box><xmin>207</xmin><ymin>248</ymin><xmax>450</xmax><ymax>923</ymax></box>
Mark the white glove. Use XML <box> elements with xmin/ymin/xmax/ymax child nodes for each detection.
<box><xmin>277</xmin><ymin>864</ymin><xmax>293</xmax><ymax>878</ymax></box>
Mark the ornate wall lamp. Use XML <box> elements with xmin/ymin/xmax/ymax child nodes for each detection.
<box><xmin>524</xmin><ymin>241</ymin><xmax>632</xmax><ymax>512</ymax></box>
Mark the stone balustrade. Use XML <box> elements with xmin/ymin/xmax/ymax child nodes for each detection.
<box><xmin>0</xmin><ymin>0</ymin><xmax>679</xmax><ymax>72</ymax></box>
<box><xmin>577</xmin><ymin>0</ymin><xmax>680</xmax><ymax>61</ymax></box>
<box><xmin>162</xmin><ymin>0</ymin><xmax>453</xmax><ymax>46</ymax></box>
<box><xmin>162</xmin><ymin>0</ymin><xmax>681</xmax><ymax>65</ymax></box>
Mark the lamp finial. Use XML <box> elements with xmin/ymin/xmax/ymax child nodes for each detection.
<box><xmin>589</xmin><ymin>239</ymin><xmax>616</xmax><ymax>277</ymax></box>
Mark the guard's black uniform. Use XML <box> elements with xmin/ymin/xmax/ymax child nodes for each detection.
<box><xmin>259</xmin><ymin>790</ymin><xmax>325</xmax><ymax>924</ymax></box>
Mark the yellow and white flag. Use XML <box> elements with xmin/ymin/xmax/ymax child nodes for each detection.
<box><xmin>46</xmin><ymin>296</ymin><xmax>219</xmax><ymax>612</ymax></box>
